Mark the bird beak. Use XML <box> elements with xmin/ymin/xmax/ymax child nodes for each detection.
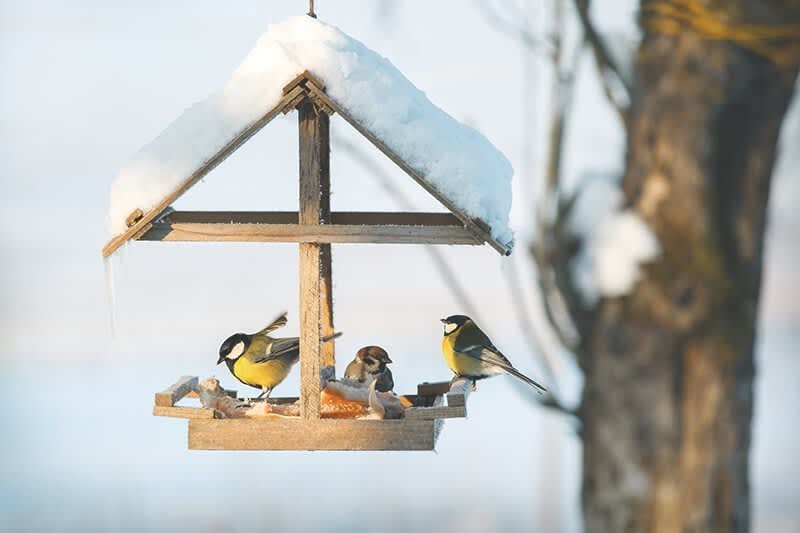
<box><xmin>440</xmin><ymin>318</ymin><xmax>447</xmax><ymax>324</ymax></box>
<box><xmin>385</xmin><ymin>356</ymin><xmax>393</xmax><ymax>364</ymax></box>
<box><xmin>216</xmin><ymin>354</ymin><xmax>225</xmax><ymax>365</ymax></box>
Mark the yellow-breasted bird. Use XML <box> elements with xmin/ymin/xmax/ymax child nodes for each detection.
<box><xmin>344</xmin><ymin>345</ymin><xmax>394</xmax><ymax>392</ymax></box>
<box><xmin>440</xmin><ymin>315</ymin><xmax>546</xmax><ymax>394</ymax></box>
<box><xmin>217</xmin><ymin>312</ymin><xmax>340</xmax><ymax>399</ymax></box>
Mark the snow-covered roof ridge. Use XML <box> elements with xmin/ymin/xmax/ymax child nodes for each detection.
<box><xmin>108</xmin><ymin>15</ymin><xmax>513</xmax><ymax>251</ymax></box>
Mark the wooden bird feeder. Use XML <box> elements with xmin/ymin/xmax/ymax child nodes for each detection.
<box><xmin>103</xmin><ymin>71</ymin><xmax>511</xmax><ymax>451</ymax></box>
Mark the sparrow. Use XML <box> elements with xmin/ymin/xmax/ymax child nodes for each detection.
<box><xmin>344</xmin><ymin>345</ymin><xmax>394</xmax><ymax>392</ymax></box>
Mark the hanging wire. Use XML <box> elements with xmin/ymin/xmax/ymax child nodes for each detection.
<box><xmin>307</xmin><ymin>0</ymin><xmax>317</xmax><ymax>18</ymax></box>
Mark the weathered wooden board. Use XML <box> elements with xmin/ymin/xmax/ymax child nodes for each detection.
<box><xmin>405</xmin><ymin>405</ymin><xmax>466</xmax><ymax>419</ymax></box>
<box><xmin>153</xmin><ymin>405</ymin><xmax>217</xmax><ymax>419</ymax></box>
<box><xmin>188</xmin><ymin>418</ymin><xmax>438</xmax><ymax>451</ymax></box>
<box><xmin>446</xmin><ymin>378</ymin><xmax>473</xmax><ymax>408</ymax></box>
<box><xmin>405</xmin><ymin>394</ymin><xmax>466</xmax><ymax>419</ymax></box>
<box><xmin>417</xmin><ymin>378</ymin><xmax>472</xmax><ymax>407</ymax></box>
<box><xmin>417</xmin><ymin>381</ymin><xmax>452</xmax><ymax>396</ymax></box>
<box><xmin>298</xmin><ymin>97</ymin><xmax>330</xmax><ymax>420</ymax></box>
<box><xmin>155</xmin><ymin>211</ymin><xmax>465</xmax><ymax>226</ymax></box>
<box><xmin>154</xmin><ymin>375</ymin><xmax>197</xmax><ymax>407</ymax></box>
<box><xmin>102</xmin><ymin>85</ymin><xmax>306</xmax><ymax>258</ymax></box>
<box><xmin>137</xmin><ymin>222</ymin><xmax>481</xmax><ymax>245</ymax></box>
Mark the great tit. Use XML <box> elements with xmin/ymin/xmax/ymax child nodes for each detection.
<box><xmin>343</xmin><ymin>345</ymin><xmax>394</xmax><ymax>392</ymax></box>
<box><xmin>440</xmin><ymin>315</ymin><xmax>546</xmax><ymax>394</ymax></box>
<box><xmin>217</xmin><ymin>311</ymin><xmax>340</xmax><ymax>399</ymax></box>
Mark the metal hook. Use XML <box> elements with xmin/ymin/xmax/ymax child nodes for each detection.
<box><xmin>307</xmin><ymin>0</ymin><xmax>316</xmax><ymax>18</ymax></box>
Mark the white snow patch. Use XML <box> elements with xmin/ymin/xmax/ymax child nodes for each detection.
<box><xmin>108</xmin><ymin>16</ymin><xmax>513</xmax><ymax>244</ymax></box>
<box><xmin>568</xmin><ymin>175</ymin><xmax>660</xmax><ymax>306</ymax></box>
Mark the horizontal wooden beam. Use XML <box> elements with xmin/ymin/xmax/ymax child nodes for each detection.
<box><xmin>137</xmin><ymin>219</ymin><xmax>482</xmax><ymax>245</ymax></box>
<box><xmin>138</xmin><ymin>212</ymin><xmax>478</xmax><ymax>245</ymax></box>
<box><xmin>417</xmin><ymin>378</ymin><xmax>473</xmax><ymax>407</ymax></box>
<box><xmin>152</xmin><ymin>405</ymin><xmax>217</xmax><ymax>419</ymax></box>
<box><xmin>446</xmin><ymin>377</ymin><xmax>473</xmax><ymax>407</ymax></box>
<box><xmin>188</xmin><ymin>418</ymin><xmax>438</xmax><ymax>451</ymax></box>
<box><xmin>161</xmin><ymin>211</ymin><xmax>465</xmax><ymax>226</ymax></box>
<box><xmin>154</xmin><ymin>375</ymin><xmax>197</xmax><ymax>407</ymax></box>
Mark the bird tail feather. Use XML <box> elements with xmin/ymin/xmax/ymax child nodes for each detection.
<box><xmin>462</xmin><ymin>344</ymin><xmax>547</xmax><ymax>395</ymax></box>
<box><xmin>500</xmin><ymin>365</ymin><xmax>547</xmax><ymax>395</ymax></box>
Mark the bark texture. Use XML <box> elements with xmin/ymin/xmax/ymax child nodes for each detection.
<box><xmin>579</xmin><ymin>1</ymin><xmax>799</xmax><ymax>532</ymax></box>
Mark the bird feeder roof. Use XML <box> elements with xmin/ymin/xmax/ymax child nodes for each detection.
<box><xmin>104</xmin><ymin>16</ymin><xmax>514</xmax><ymax>257</ymax></box>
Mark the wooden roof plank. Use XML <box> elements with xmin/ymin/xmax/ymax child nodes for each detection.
<box><xmin>303</xmin><ymin>82</ymin><xmax>513</xmax><ymax>256</ymax></box>
<box><xmin>103</xmin><ymin>72</ymin><xmax>513</xmax><ymax>257</ymax></box>
<box><xmin>101</xmin><ymin>84</ymin><xmax>307</xmax><ymax>258</ymax></box>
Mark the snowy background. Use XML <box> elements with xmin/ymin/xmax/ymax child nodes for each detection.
<box><xmin>1</xmin><ymin>1</ymin><xmax>798</xmax><ymax>532</ymax></box>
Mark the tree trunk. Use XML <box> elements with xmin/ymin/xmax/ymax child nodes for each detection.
<box><xmin>579</xmin><ymin>2</ymin><xmax>799</xmax><ymax>532</ymax></box>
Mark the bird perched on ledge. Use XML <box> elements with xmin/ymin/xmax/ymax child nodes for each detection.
<box><xmin>344</xmin><ymin>345</ymin><xmax>394</xmax><ymax>392</ymax></box>
<box><xmin>440</xmin><ymin>315</ymin><xmax>546</xmax><ymax>394</ymax></box>
<box><xmin>217</xmin><ymin>311</ymin><xmax>340</xmax><ymax>399</ymax></box>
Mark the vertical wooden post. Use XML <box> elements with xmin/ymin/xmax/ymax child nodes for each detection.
<box><xmin>298</xmin><ymin>97</ymin><xmax>335</xmax><ymax>420</ymax></box>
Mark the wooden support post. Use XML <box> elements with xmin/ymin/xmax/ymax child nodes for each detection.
<box><xmin>298</xmin><ymin>97</ymin><xmax>335</xmax><ymax>420</ymax></box>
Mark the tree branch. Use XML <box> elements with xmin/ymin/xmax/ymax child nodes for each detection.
<box><xmin>474</xmin><ymin>0</ymin><xmax>557</xmax><ymax>60</ymax></box>
<box><xmin>573</xmin><ymin>0</ymin><xmax>631</xmax><ymax>126</ymax></box>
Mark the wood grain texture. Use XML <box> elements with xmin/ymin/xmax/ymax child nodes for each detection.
<box><xmin>154</xmin><ymin>376</ymin><xmax>198</xmax><ymax>407</ymax></box>
<box><xmin>188</xmin><ymin>418</ymin><xmax>437</xmax><ymax>450</ymax></box>
<box><xmin>102</xmin><ymin>85</ymin><xmax>306</xmax><ymax>258</ymax></box>
<box><xmin>152</xmin><ymin>405</ymin><xmax>217</xmax><ymax>419</ymax></box>
<box><xmin>405</xmin><ymin>393</ymin><xmax>466</xmax><ymax>420</ymax></box>
<box><xmin>446</xmin><ymin>377</ymin><xmax>472</xmax><ymax>407</ymax></box>
<box><xmin>137</xmin><ymin>222</ymin><xmax>480</xmax><ymax>244</ymax></box>
<box><xmin>156</xmin><ymin>211</ymin><xmax>465</xmax><ymax>226</ymax></box>
<box><xmin>298</xmin><ymin>98</ymin><xmax>330</xmax><ymax>420</ymax></box>
<box><xmin>416</xmin><ymin>381</ymin><xmax>452</xmax><ymax>396</ymax></box>
<box><xmin>315</xmin><ymin>104</ymin><xmax>335</xmax><ymax>371</ymax></box>
<box><xmin>282</xmin><ymin>70</ymin><xmax>326</xmax><ymax>95</ymax></box>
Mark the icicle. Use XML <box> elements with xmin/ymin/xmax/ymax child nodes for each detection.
<box><xmin>119</xmin><ymin>240</ymin><xmax>128</xmax><ymax>274</ymax></box>
<box><xmin>103</xmin><ymin>254</ymin><xmax>117</xmax><ymax>339</ymax></box>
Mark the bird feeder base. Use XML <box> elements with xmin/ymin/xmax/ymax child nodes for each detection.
<box><xmin>187</xmin><ymin>417</ymin><xmax>443</xmax><ymax>451</ymax></box>
<box><xmin>153</xmin><ymin>377</ymin><xmax>471</xmax><ymax>451</ymax></box>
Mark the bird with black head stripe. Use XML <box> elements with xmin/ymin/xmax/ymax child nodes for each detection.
<box><xmin>217</xmin><ymin>311</ymin><xmax>340</xmax><ymax>400</ymax></box>
<box><xmin>440</xmin><ymin>315</ymin><xmax>546</xmax><ymax>394</ymax></box>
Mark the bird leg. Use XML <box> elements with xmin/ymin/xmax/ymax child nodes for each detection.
<box><xmin>253</xmin><ymin>387</ymin><xmax>273</xmax><ymax>401</ymax></box>
<box><xmin>449</xmin><ymin>375</ymin><xmax>477</xmax><ymax>391</ymax></box>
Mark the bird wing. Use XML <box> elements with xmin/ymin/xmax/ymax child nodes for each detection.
<box><xmin>254</xmin><ymin>311</ymin><xmax>288</xmax><ymax>336</ymax></box>
<box><xmin>458</xmin><ymin>344</ymin><xmax>547</xmax><ymax>394</ymax></box>
<box><xmin>453</xmin><ymin>321</ymin><xmax>506</xmax><ymax>361</ymax></box>
<box><xmin>253</xmin><ymin>336</ymin><xmax>299</xmax><ymax>364</ymax></box>
<box><xmin>454</xmin><ymin>322</ymin><xmax>546</xmax><ymax>394</ymax></box>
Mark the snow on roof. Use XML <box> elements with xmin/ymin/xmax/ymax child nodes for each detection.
<box><xmin>108</xmin><ymin>16</ymin><xmax>514</xmax><ymax>245</ymax></box>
